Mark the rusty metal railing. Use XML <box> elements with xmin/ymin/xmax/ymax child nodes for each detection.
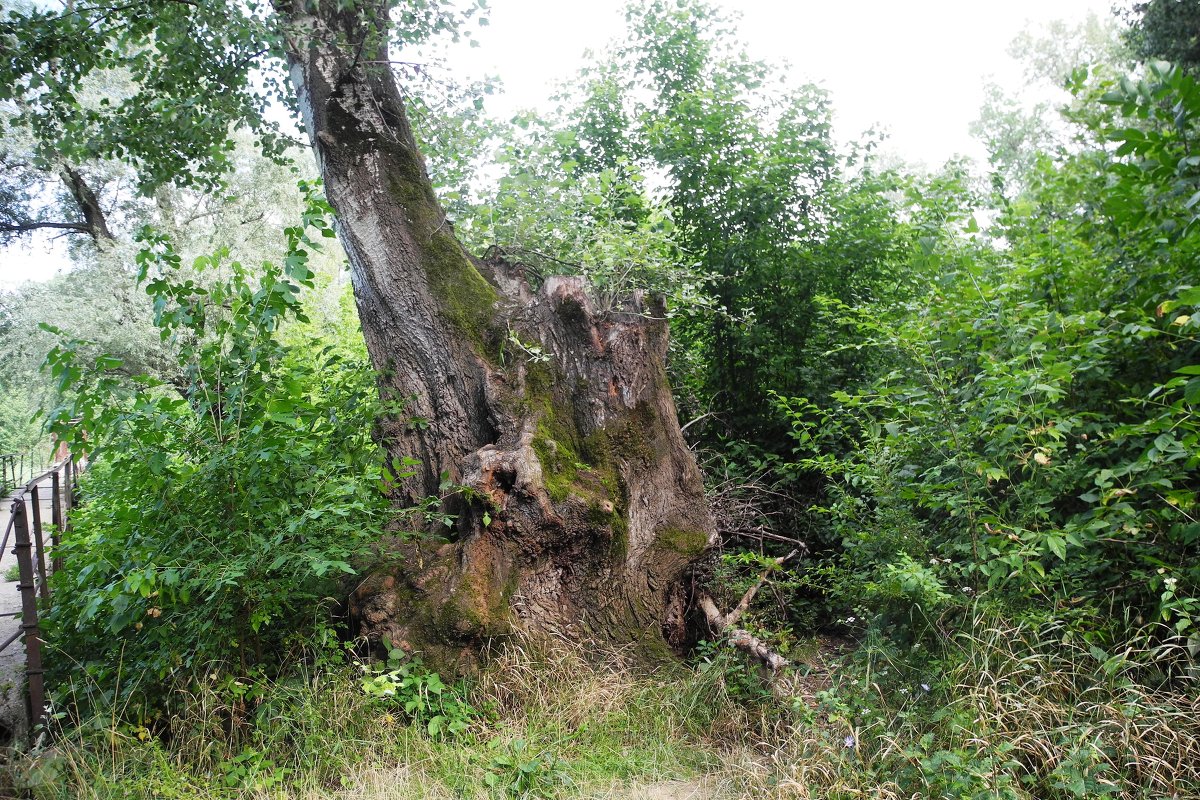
<box><xmin>1</xmin><ymin>447</ymin><xmax>54</xmax><ymax>495</ymax></box>
<box><xmin>0</xmin><ymin>457</ymin><xmax>79</xmax><ymax>742</ymax></box>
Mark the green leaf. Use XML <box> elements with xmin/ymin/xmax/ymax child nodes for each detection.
<box><xmin>1046</xmin><ymin>535</ymin><xmax>1067</xmax><ymax>561</ymax></box>
<box><xmin>1185</xmin><ymin>378</ymin><xmax>1200</xmax><ymax>405</ymax></box>
<box><xmin>1177</xmin><ymin>287</ymin><xmax>1200</xmax><ymax>305</ymax></box>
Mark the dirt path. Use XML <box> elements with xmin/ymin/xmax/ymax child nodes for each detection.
<box><xmin>0</xmin><ymin>478</ymin><xmax>57</xmax><ymax>742</ymax></box>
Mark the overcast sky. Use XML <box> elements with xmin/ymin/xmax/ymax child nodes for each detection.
<box><xmin>444</xmin><ymin>0</ymin><xmax>1122</xmax><ymax>162</ymax></box>
<box><xmin>1</xmin><ymin>0</ymin><xmax>1122</xmax><ymax>289</ymax></box>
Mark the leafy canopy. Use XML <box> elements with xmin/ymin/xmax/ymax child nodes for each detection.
<box><xmin>0</xmin><ymin>0</ymin><xmax>487</xmax><ymax>195</ymax></box>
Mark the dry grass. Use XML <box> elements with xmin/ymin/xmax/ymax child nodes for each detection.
<box><xmin>8</xmin><ymin>624</ymin><xmax>1200</xmax><ymax>799</ymax></box>
<box><xmin>736</xmin><ymin>615</ymin><xmax>1200</xmax><ymax>799</ymax></box>
<box><xmin>948</xmin><ymin>617</ymin><xmax>1200</xmax><ymax>798</ymax></box>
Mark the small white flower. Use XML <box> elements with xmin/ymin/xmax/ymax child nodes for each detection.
<box><xmin>843</xmin><ymin>735</ymin><xmax>856</xmax><ymax>749</ymax></box>
<box><xmin>920</xmin><ymin>683</ymin><xmax>931</xmax><ymax>692</ymax></box>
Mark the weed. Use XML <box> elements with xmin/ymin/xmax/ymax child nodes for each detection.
<box><xmin>357</xmin><ymin>642</ymin><xmax>474</xmax><ymax>739</ymax></box>
<box><xmin>482</xmin><ymin>737</ymin><xmax>571</xmax><ymax>798</ymax></box>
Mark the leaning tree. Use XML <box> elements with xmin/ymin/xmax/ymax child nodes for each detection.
<box><xmin>1</xmin><ymin>0</ymin><xmax>733</xmax><ymax>663</ymax></box>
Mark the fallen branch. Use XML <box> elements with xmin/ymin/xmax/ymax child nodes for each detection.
<box><xmin>725</xmin><ymin>548</ymin><xmax>798</xmax><ymax>627</ymax></box>
<box><xmin>699</xmin><ymin>549</ymin><xmax>798</xmax><ymax>673</ymax></box>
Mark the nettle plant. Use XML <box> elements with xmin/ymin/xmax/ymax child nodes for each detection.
<box><xmin>42</xmin><ymin>182</ymin><xmax>391</xmax><ymax>709</ymax></box>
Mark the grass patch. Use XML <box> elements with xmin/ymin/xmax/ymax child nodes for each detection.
<box><xmin>8</xmin><ymin>619</ymin><xmax>1199</xmax><ymax>799</ymax></box>
<box><xmin>8</xmin><ymin>641</ymin><xmax>757</xmax><ymax>799</ymax></box>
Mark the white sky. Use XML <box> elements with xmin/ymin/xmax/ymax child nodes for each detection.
<box><xmin>0</xmin><ymin>0</ymin><xmax>1120</xmax><ymax>289</ymax></box>
<box><xmin>453</xmin><ymin>0</ymin><xmax>1121</xmax><ymax>163</ymax></box>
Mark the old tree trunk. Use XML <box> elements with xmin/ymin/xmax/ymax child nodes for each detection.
<box><xmin>277</xmin><ymin>2</ymin><xmax>715</xmax><ymax>663</ymax></box>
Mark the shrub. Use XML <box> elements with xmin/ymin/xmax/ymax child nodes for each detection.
<box><xmin>41</xmin><ymin>183</ymin><xmax>391</xmax><ymax>714</ymax></box>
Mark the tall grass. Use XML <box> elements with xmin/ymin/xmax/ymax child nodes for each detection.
<box><xmin>7</xmin><ymin>622</ymin><xmax>1199</xmax><ymax>799</ymax></box>
<box><xmin>752</xmin><ymin>613</ymin><xmax>1200</xmax><ymax>799</ymax></box>
<box><xmin>7</xmin><ymin>640</ymin><xmax>756</xmax><ymax>799</ymax></box>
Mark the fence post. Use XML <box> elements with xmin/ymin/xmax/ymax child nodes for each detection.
<box><xmin>50</xmin><ymin>470</ymin><xmax>62</xmax><ymax>573</ymax></box>
<box><xmin>28</xmin><ymin>486</ymin><xmax>50</xmax><ymax>603</ymax></box>
<box><xmin>64</xmin><ymin>460</ymin><xmax>73</xmax><ymax>515</ymax></box>
<box><xmin>11</xmin><ymin>498</ymin><xmax>46</xmax><ymax>740</ymax></box>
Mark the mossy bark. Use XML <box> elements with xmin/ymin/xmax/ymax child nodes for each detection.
<box><xmin>278</xmin><ymin>0</ymin><xmax>714</xmax><ymax>665</ymax></box>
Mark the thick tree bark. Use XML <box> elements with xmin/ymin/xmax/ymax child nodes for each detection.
<box><xmin>276</xmin><ymin>2</ymin><xmax>714</xmax><ymax>664</ymax></box>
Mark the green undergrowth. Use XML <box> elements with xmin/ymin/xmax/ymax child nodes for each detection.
<box><xmin>10</xmin><ymin>642</ymin><xmax>739</xmax><ymax>799</ymax></box>
<box><xmin>38</xmin><ymin>187</ymin><xmax>396</xmax><ymax>713</ymax></box>
<box><xmin>9</xmin><ymin>620</ymin><xmax>1199</xmax><ymax>799</ymax></box>
<box><xmin>767</xmin><ymin>612</ymin><xmax>1200</xmax><ymax>799</ymax></box>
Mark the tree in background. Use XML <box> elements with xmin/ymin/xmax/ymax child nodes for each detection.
<box><xmin>972</xmin><ymin>12</ymin><xmax>1131</xmax><ymax>199</ymax></box>
<box><xmin>1126</xmin><ymin>0</ymin><xmax>1200</xmax><ymax>70</ymax></box>
<box><xmin>785</xmin><ymin>57</ymin><xmax>1200</xmax><ymax>659</ymax></box>
<box><xmin>583</xmin><ymin>0</ymin><xmax>911</xmax><ymax>444</ymax></box>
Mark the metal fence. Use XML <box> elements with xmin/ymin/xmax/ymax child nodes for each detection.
<box><xmin>0</xmin><ymin>446</ymin><xmax>54</xmax><ymax>495</ymax></box>
<box><xmin>1</xmin><ymin>458</ymin><xmax>79</xmax><ymax>741</ymax></box>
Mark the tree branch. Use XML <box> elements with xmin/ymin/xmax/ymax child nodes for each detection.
<box><xmin>60</xmin><ymin>165</ymin><xmax>113</xmax><ymax>243</ymax></box>
<box><xmin>699</xmin><ymin>549</ymin><xmax>798</xmax><ymax>673</ymax></box>
<box><xmin>724</xmin><ymin>548</ymin><xmax>798</xmax><ymax>627</ymax></box>
<box><xmin>0</xmin><ymin>221</ymin><xmax>91</xmax><ymax>235</ymax></box>
<box><xmin>699</xmin><ymin>595</ymin><xmax>789</xmax><ymax>672</ymax></box>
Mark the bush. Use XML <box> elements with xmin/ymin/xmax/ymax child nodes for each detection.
<box><xmin>41</xmin><ymin>183</ymin><xmax>392</xmax><ymax>714</ymax></box>
<box><xmin>778</xmin><ymin>63</ymin><xmax>1200</xmax><ymax>666</ymax></box>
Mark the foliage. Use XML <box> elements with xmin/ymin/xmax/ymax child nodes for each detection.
<box><xmin>0</xmin><ymin>387</ymin><xmax>43</xmax><ymax>459</ymax></box>
<box><xmin>0</xmin><ymin>0</ymin><xmax>487</xmax><ymax>191</ymax></box>
<box><xmin>971</xmin><ymin>13</ymin><xmax>1131</xmax><ymax>199</ymax></box>
<box><xmin>772</xmin><ymin>613</ymin><xmax>1200</xmax><ymax>800</ymax></box>
<box><xmin>41</xmin><ymin>183</ymin><xmax>390</xmax><ymax>712</ymax></box>
<box><xmin>781</xmin><ymin>61</ymin><xmax>1200</xmax><ymax>661</ymax></box>
<box><xmin>613</xmin><ymin>0</ymin><xmax>912</xmax><ymax>441</ymax></box>
<box><xmin>1125</xmin><ymin>0</ymin><xmax>1200</xmax><ymax>71</ymax></box>
<box><xmin>481</xmin><ymin>737</ymin><xmax>571</xmax><ymax>798</ymax></box>
<box><xmin>456</xmin><ymin>111</ymin><xmax>704</xmax><ymax>317</ymax></box>
<box><xmin>358</xmin><ymin>642</ymin><xmax>475</xmax><ymax>739</ymax></box>
<box><xmin>12</xmin><ymin>642</ymin><xmax>735</xmax><ymax>799</ymax></box>
<box><xmin>0</xmin><ymin>0</ymin><xmax>488</xmax><ymax>257</ymax></box>
<box><xmin>693</xmin><ymin>638</ymin><xmax>775</xmax><ymax>706</ymax></box>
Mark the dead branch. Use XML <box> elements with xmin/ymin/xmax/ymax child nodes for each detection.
<box><xmin>699</xmin><ymin>549</ymin><xmax>798</xmax><ymax>673</ymax></box>
<box><xmin>724</xmin><ymin>548</ymin><xmax>798</xmax><ymax>627</ymax></box>
<box><xmin>699</xmin><ymin>595</ymin><xmax>789</xmax><ymax>672</ymax></box>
